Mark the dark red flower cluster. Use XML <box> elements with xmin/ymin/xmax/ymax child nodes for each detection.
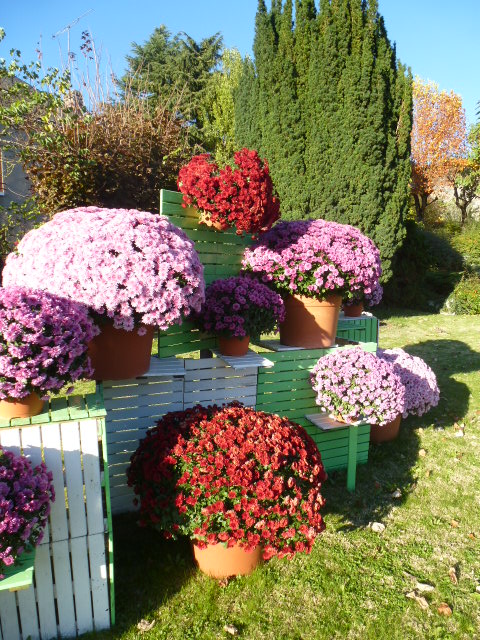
<box><xmin>127</xmin><ymin>403</ymin><xmax>327</xmax><ymax>560</ymax></box>
<box><xmin>177</xmin><ymin>149</ymin><xmax>280</xmax><ymax>235</ymax></box>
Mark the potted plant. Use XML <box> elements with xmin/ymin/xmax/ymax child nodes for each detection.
<box><xmin>242</xmin><ymin>220</ymin><xmax>383</xmax><ymax>348</ymax></box>
<box><xmin>0</xmin><ymin>286</ymin><xmax>97</xmax><ymax>419</ymax></box>
<box><xmin>377</xmin><ymin>348</ymin><xmax>440</xmax><ymax>417</ymax></box>
<box><xmin>0</xmin><ymin>446</ymin><xmax>55</xmax><ymax>580</ymax></box>
<box><xmin>3</xmin><ymin>207</ymin><xmax>205</xmax><ymax>380</ymax></box>
<box><xmin>193</xmin><ymin>275</ymin><xmax>285</xmax><ymax>356</ymax></box>
<box><xmin>177</xmin><ymin>149</ymin><xmax>280</xmax><ymax>235</ymax></box>
<box><xmin>127</xmin><ymin>403</ymin><xmax>327</xmax><ymax>578</ymax></box>
<box><xmin>310</xmin><ymin>347</ymin><xmax>405</xmax><ymax>442</ymax></box>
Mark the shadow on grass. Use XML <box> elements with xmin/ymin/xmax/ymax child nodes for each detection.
<box><xmin>111</xmin><ymin>514</ymin><xmax>195</xmax><ymax>632</ymax></box>
<box><xmin>403</xmin><ymin>339</ymin><xmax>480</xmax><ymax>423</ymax></box>
<box><xmin>323</xmin><ymin>422</ymin><xmax>420</xmax><ymax>530</ymax></box>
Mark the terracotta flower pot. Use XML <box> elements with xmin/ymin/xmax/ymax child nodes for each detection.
<box><xmin>193</xmin><ymin>542</ymin><xmax>262</xmax><ymax>578</ymax></box>
<box><xmin>0</xmin><ymin>392</ymin><xmax>44</xmax><ymax>420</ymax></box>
<box><xmin>87</xmin><ymin>322</ymin><xmax>155</xmax><ymax>380</ymax></box>
<box><xmin>370</xmin><ymin>414</ymin><xmax>402</xmax><ymax>444</ymax></box>
<box><xmin>279</xmin><ymin>293</ymin><xmax>342</xmax><ymax>348</ymax></box>
<box><xmin>343</xmin><ymin>301</ymin><xmax>364</xmax><ymax>317</ymax></box>
<box><xmin>218</xmin><ymin>335</ymin><xmax>250</xmax><ymax>357</ymax></box>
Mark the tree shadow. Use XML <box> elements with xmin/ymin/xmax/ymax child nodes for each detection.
<box><xmin>111</xmin><ymin>514</ymin><xmax>196</xmax><ymax>631</ymax></box>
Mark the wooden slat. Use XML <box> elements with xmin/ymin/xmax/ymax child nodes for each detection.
<box><xmin>51</xmin><ymin>540</ymin><xmax>76</xmax><ymax>637</ymax></box>
<box><xmin>88</xmin><ymin>533</ymin><xmax>110</xmax><ymax>631</ymax></box>
<box><xmin>80</xmin><ymin>420</ymin><xmax>104</xmax><ymax>537</ymax></box>
<box><xmin>0</xmin><ymin>591</ymin><xmax>20</xmax><ymax>640</ymax></box>
<box><xmin>62</xmin><ymin>422</ymin><xmax>87</xmax><ymax>539</ymax></box>
<box><xmin>33</xmin><ymin>543</ymin><xmax>57</xmax><ymax>640</ymax></box>
<box><xmin>41</xmin><ymin>423</ymin><xmax>68</xmax><ymax>542</ymax></box>
<box><xmin>70</xmin><ymin>536</ymin><xmax>94</xmax><ymax>634</ymax></box>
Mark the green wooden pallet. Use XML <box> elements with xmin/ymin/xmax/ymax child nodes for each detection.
<box><xmin>158</xmin><ymin>189</ymin><xmax>252</xmax><ymax>356</ymax></box>
<box><xmin>336</xmin><ymin>314</ymin><xmax>379</xmax><ymax>344</ymax></box>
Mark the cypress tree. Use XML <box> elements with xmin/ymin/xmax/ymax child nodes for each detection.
<box><xmin>235</xmin><ymin>0</ymin><xmax>412</xmax><ymax>281</ymax></box>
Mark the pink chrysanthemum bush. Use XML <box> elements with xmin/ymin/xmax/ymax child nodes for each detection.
<box><xmin>242</xmin><ymin>219</ymin><xmax>383</xmax><ymax>306</ymax></box>
<box><xmin>3</xmin><ymin>207</ymin><xmax>205</xmax><ymax>331</ymax></box>
<box><xmin>194</xmin><ymin>276</ymin><xmax>285</xmax><ymax>339</ymax></box>
<box><xmin>377</xmin><ymin>348</ymin><xmax>440</xmax><ymax>418</ymax></box>
<box><xmin>177</xmin><ymin>149</ymin><xmax>280</xmax><ymax>235</ymax></box>
<box><xmin>0</xmin><ymin>447</ymin><xmax>55</xmax><ymax>579</ymax></box>
<box><xmin>127</xmin><ymin>403</ymin><xmax>327</xmax><ymax>561</ymax></box>
<box><xmin>310</xmin><ymin>347</ymin><xmax>405</xmax><ymax>425</ymax></box>
<box><xmin>0</xmin><ymin>286</ymin><xmax>97</xmax><ymax>400</ymax></box>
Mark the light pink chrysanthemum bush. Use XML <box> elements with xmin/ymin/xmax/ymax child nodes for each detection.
<box><xmin>242</xmin><ymin>220</ymin><xmax>383</xmax><ymax>306</ymax></box>
<box><xmin>377</xmin><ymin>348</ymin><xmax>440</xmax><ymax>418</ymax></box>
<box><xmin>3</xmin><ymin>207</ymin><xmax>205</xmax><ymax>331</ymax></box>
<box><xmin>310</xmin><ymin>347</ymin><xmax>405</xmax><ymax>425</ymax></box>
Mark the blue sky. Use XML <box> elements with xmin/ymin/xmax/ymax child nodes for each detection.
<box><xmin>2</xmin><ymin>0</ymin><xmax>479</xmax><ymax>125</ymax></box>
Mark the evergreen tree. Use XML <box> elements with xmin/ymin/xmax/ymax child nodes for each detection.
<box><xmin>235</xmin><ymin>0</ymin><xmax>412</xmax><ymax>282</ymax></box>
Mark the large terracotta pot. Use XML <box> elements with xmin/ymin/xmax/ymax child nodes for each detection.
<box><xmin>343</xmin><ymin>301</ymin><xmax>364</xmax><ymax>317</ymax></box>
<box><xmin>87</xmin><ymin>322</ymin><xmax>155</xmax><ymax>380</ymax></box>
<box><xmin>370</xmin><ymin>414</ymin><xmax>402</xmax><ymax>444</ymax></box>
<box><xmin>218</xmin><ymin>335</ymin><xmax>250</xmax><ymax>357</ymax></box>
<box><xmin>0</xmin><ymin>392</ymin><xmax>44</xmax><ymax>420</ymax></box>
<box><xmin>193</xmin><ymin>542</ymin><xmax>262</xmax><ymax>579</ymax></box>
<box><xmin>279</xmin><ymin>293</ymin><xmax>342</xmax><ymax>348</ymax></box>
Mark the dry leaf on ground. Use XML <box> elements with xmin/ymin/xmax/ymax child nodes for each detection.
<box><xmin>416</xmin><ymin>582</ymin><xmax>435</xmax><ymax>593</ymax></box>
<box><xmin>448</xmin><ymin>567</ymin><xmax>458</xmax><ymax>585</ymax></box>
<box><xmin>224</xmin><ymin>623</ymin><xmax>239</xmax><ymax>635</ymax></box>
<box><xmin>137</xmin><ymin>619</ymin><xmax>156</xmax><ymax>633</ymax></box>
<box><xmin>437</xmin><ymin>603</ymin><xmax>453</xmax><ymax>616</ymax></box>
<box><xmin>405</xmin><ymin>591</ymin><xmax>429</xmax><ymax>610</ymax></box>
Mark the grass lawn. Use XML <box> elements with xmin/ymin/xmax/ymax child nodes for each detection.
<box><xmin>89</xmin><ymin>310</ymin><xmax>480</xmax><ymax>640</ymax></box>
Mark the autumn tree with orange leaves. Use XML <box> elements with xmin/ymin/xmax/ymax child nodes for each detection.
<box><xmin>411</xmin><ymin>79</ymin><xmax>468</xmax><ymax>221</ymax></box>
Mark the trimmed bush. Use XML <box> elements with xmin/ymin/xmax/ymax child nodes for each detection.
<box><xmin>443</xmin><ymin>273</ymin><xmax>480</xmax><ymax>315</ymax></box>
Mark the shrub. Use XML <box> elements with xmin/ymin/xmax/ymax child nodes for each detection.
<box><xmin>0</xmin><ymin>446</ymin><xmax>55</xmax><ymax>579</ymax></box>
<box><xmin>177</xmin><ymin>149</ymin><xmax>280</xmax><ymax>235</ymax></box>
<box><xmin>450</xmin><ymin>223</ymin><xmax>480</xmax><ymax>271</ymax></box>
<box><xmin>443</xmin><ymin>273</ymin><xmax>480</xmax><ymax>315</ymax></box>
<box><xmin>3</xmin><ymin>207</ymin><xmax>205</xmax><ymax>331</ymax></box>
<box><xmin>242</xmin><ymin>220</ymin><xmax>383</xmax><ymax>306</ymax></box>
<box><xmin>0</xmin><ymin>286</ymin><xmax>97</xmax><ymax>399</ymax></box>
<box><xmin>194</xmin><ymin>276</ymin><xmax>285</xmax><ymax>339</ymax></box>
<box><xmin>127</xmin><ymin>403</ymin><xmax>327</xmax><ymax>560</ymax></box>
<box><xmin>310</xmin><ymin>347</ymin><xmax>405</xmax><ymax>425</ymax></box>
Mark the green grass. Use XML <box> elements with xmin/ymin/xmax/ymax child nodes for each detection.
<box><xmin>87</xmin><ymin>311</ymin><xmax>480</xmax><ymax>640</ymax></box>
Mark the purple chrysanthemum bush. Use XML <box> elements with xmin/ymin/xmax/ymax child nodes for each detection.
<box><xmin>242</xmin><ymin>219</ymin><xmax>383</xmax><ymax>306</ymax></box>
<box><xmin>3</xmin><ymin>207</ymin><xmax>205</xmax><ymax>331</ymax></box>
<box><xmin>0</xmin><ymin>447</ymin><xmax>55</xmax><ymax>579</ymax></box>
<box><xmin>0</xmin><ymin>287</ymin><xmax>97</xmax><ymax>400</ymax></box>
<box><xmin>310</xmin><ymin>347</ymin><xmax>405</xmax><ymax>425</ymax></box>
<box><xmin>377</xmin><ymin>348</ymin><xmax>440</xmax><ymax>418</ymax></box>
<box><xmin>194</xmin><ymin>276</ymin><xmax>285</xmax><ymax>339</ymax></box>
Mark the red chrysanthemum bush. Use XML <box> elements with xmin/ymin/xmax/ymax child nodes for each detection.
<box><xmin>177</xmin><ymin>149</ymin><xmax>280</xmax><ymax>235</ymax></box>
<box><xmin>127</xmin><ymin>403</ymin><xmax>327</xmax><ymax>560</ymax></box>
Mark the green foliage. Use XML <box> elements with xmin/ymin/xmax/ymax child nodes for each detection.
<box><xmin>202</xmin><ymin>49</ymin><xmax>244</xmax><ymax>164</ymax></box>
<box><xmin>121</xmin><ymin>25</ymin><xmax>223</xmax><ymax>149</ymax></box>
<box><xmin>0</xmin><ymin>34</ymin><xmax>187</xmax><ymax>214</ymax></box>
<box><xmin>0</xmin><ymin>198</ymin><xmax>44</xmax><ymax>261</ymax></box>
<box><xmin>450</xmin><ymin>222</ymin><xmax>480</xmax><ymax>270</ymax></box>
<box><xmin>443</xmin><ymin>273</ymin><xmax>480</xmax><ymax>314</ymax></box>
<box><xmin>235</xmin><ymin>0</ymin><xmax>413</xmax><ymax>282</ymax></box>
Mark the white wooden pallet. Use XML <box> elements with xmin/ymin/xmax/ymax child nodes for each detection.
<box><xmin>0</xmin><ymin>418</ymin><xmax>110</xmax><ymax>640</ymax></box>
<box><xmin>212</xmin><ymin>349</ymin><xmax>274</xmax><ymax>369</ymax></box>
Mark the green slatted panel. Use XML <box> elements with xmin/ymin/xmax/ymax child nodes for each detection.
<box><xmin>158</xmin><ymin>189</ymin><xmax>253</xmax><ymax>357</ymax></box>
<box><xmin>336</xmin><ymin>315</ymin><xmax>379</xmax><ymax>344</ymax></box>
<box><xmin>255</xmin><ymin>347</ymin><xmax>370</xmax><ymax>473</ymax></box>
<box><xmin>0</xmin><ymin>549</ymin><xmax>35</xmax><ymax>592</ymax></box>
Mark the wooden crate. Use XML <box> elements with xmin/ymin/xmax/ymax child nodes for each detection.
<box><xmin>336</xmin><ymin>312</ymin><xmax>379</xmax><ymax>344</ymax></box>
<box><xmin>0</xmin><ymin>393</ymin><xmax>113</xmax><ymax>640</ymax></box>
<box><xmin>103</xmin><ymin>355</ymin><xmax>261</xmax><ymax>515</ymax></box>
<box><xmin>157</xmin><ymin>189</ymin><xmax>252</xmax><ymax>357</ymax></box>
<box><xmin>255</xmin><ymin>345</ymin><xmax>374</xmax><ymax>475</ymax></box>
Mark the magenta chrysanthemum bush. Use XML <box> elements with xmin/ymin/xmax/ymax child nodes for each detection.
<box><xmin>194</xmin><ymin>276</ymin><xmax>285</xmax><ymax>339</ymax></box>
<box><xmin>127</xmin><ymin>403</ymin><xmax>327</xmax><ymax>560</ymax></box>
<box><xmin>3</xmin><ymin>207</ymin><xmax>205</xmax><ymax>331</ymax></box>
<box><xmin>310</xmin><ymin>347</ymin><xmax>405</xmax><ymax>425</ymax></box>
<box><xmin>377</xmin><ymin>348</ymin><xmax>440</xmax><ymax>418</ymax></box>
<box><xmin>0</xmin><ymin>447</ymin><xmax>55</xmax><ymax>579</ymax></box>
<box><xmin>0</xmin><ymin>287</ymin><xmax>97</xmax><ymax>400</ymax></box>
<box><xmin>242</xmin><ymin>219</ymin><xmax>383</xmax><ymax>305</ymax></box>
